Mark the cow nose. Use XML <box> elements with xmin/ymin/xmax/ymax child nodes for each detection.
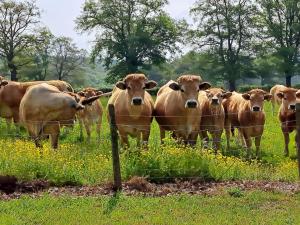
<box><xmin>186</xmin><ymin>100</ymin><xmax>198</xmax><ymax>108</ymax></box>
<box><xmin>289</xmin><ymin>104</ymin><xmax>296</xmax><ymax>110</ymax></box>
<box><xmin>212</xmin><ymin>98</ymin><xmax>219</xmax><ymax>105</ymax></box>
<box><xmin>132</xmin><ymin>98</ymin><xmax>142</xmax><ymax>106</ymax></box>
<box><xmin>252</xmin><ymin>106</ymin><xmax>260</xmax><ymax>112</ymax></box>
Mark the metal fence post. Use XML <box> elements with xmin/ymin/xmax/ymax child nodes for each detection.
<box><xmin>296</xmin><ymin>103</ymin><xmax>300</xmax><ymax>179</ymax></box>
<box><xmin>108</xmin><ymin>104</ymin><xmax>122</xmax><ymax>191</ymax></box>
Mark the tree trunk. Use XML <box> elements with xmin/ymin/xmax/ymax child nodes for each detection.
<box><xmin>285</xmin><ymin>73</ymin><xmax>292</xmax><ymax>87</ymax></box>
<box><xmin>228</xmin><ymin>79</ymin><xmax>236</xmax><ymax>91</ymax></box>
<box><xmin>8</xmin><ymin>62</ymin><xmax>18</xmax><ymax>81</ymax></box>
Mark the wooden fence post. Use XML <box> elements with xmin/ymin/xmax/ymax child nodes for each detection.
<box><xmin>296</xmin><ymin>103</ymin><xmax>300</xmax><ymax>179</ymax></box>
<box><xmin>108</xmin><ymin>104</ymin><xmax>122</xmax><ymax>191</ymax></box>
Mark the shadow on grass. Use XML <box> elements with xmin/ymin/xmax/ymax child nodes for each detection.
<box><xmin>103</xmin><ymin>191</ymin><xmax>121</xmax><ymax>215</ymax></box>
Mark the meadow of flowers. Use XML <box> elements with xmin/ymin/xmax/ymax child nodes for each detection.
<box><xmin>0</xmin><ymin>100</ymin><xmax>298</xmax><ymax>185</ymax></box>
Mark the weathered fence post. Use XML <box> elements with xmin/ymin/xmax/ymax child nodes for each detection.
<box><xmin>108</xmin><ymin>104</ymin><xmax>122</xmax><ymax>191</ymax></box>
<box><xmin>296</xmin><ymin>103</ymin><xmax>300</xmax><ymax>179</ymax></box>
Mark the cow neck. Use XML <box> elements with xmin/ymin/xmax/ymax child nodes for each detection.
<box><xmin>209</xmin><ymin>103</ymin><xmax>223</xmax><ymax>118</ymax></box>
<box><xmin>279</xmin><ymin>106</ymin><xmax>295</xmax><ymax>123</ymax></box>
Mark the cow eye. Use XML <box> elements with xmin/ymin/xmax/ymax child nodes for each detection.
<box><xmin>180</xmin><ymin>89</ymin><xmax>184</xmax><ymax>92</ymax></box>
<box><xmin>127</xmin><ymin>86</ymin><xmax>131</xmax><ymax>90</ymax></box>
<box><xmin>142</xmin><ymin>86</ymin><xmax>146</xmax><ymax>90</ymax></box>
<box><xmin>284</xmin><ymin>97</ymin><xmax>287</xmax><ymax>100</ymax></box>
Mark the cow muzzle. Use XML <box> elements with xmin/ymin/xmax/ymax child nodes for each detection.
<box><xmin>289</xmin><ymin>104</ymin><xmax>296</xmax><ymax>111</ymax></box>
<box><xmin>211</xmin><ymin>98</ymin><xmax>219</xmax><ymax>105</ymax></box>
<box><xmin>131</xmin><ymin>97</ymin><xmax>144</xmax><ymax>106</ymax></box>
<box><xmin>185</xmin><ymin>99</ymin><xmax>198</xmax><ymax>109</ymax></box>
<box><xmin>252</xmin><ymin>106</ymin><xmax>261</xmax><ymax>112</ymax></box>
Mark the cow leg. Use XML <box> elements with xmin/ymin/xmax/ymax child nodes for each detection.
<box><xmin>187</xmin><ymin>131</ymin><xmax>198</xmax><ymax>147</ymax></box>
<box><xmin>78</xmin><ymin>119</ymin><xmax>84</xmax><ymax>141</ymax></box>
<box><xmin>141</xmin><ymin>129</ymin><xmax>150</xmax><ymax>149</ymax></box>
<box><xmin>50</xmin><ymin>133</ymin><xmax>59</xmax><ymax>149</ymax></box>
<box><xmin>200</xmin><ymin>130</ymin><xmax>209</xmax><ymax>149</ymax></box>
<box><xmin>120</xmin><ymin>134</ymin><xmax>129</xmax><ymax>147</ymax></box>
<box><xmin>225</xmin><ymin>121</ymin><xmax>231</xmax><ymax>151</ymax></box>
<box><xmin>96</xmin><ymin>118</ymin><xmax>102</xmax><ymax>142</ymax></box>
<box><xmin>282</xmin><ymin>131</ymin><xmax>290</xmax><ymax>157</ymax></box>
<box><xmin>243</xmin><ymin>132</ymin><xmax>252</xmax><ymax>159</ymax></box>
<box><xmin>255</xmin><ymin>136</ymin><xmax>262</xmax><ymax>159</ymax></box>
<box><xmin>50</xmin><ymin>124</ymin><xmax>60</xmax><ymax>149</ymax></box>
<box><xmin>159</xmin><ymin>126</ymin><xmax>166</xmax><ymax>144</ymax></box>
<box><xmin>84</xmin><ymin>122</ymin><xmax>91</xmax><ymax>143</ymax></box>
<box><xmin>212</xmin><ymin>131</ymin><xmax>222</xmax><ymax>153</ymax></box>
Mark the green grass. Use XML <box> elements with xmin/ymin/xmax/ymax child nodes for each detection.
<box><xmin>0</xmin><ymin>99</ymin><xmax>298</xmax><ymax>185</ymax></box>
<box><xmin>0</xmin><ymin>191</ymin><xmax>299</xmax><ymax>225</ymax></box>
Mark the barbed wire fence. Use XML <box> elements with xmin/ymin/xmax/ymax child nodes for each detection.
<box><xmin>0</xmin><ymin>104</ymin><xmax>299</xmax><ymax>191</ymax></box>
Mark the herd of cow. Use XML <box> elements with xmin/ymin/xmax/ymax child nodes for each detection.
<box><xmin>0</xmin><ymin>74</ymin><xmax>299</xmax><ymax>158</ymax></box>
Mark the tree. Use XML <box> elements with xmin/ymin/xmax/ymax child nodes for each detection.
<box><xmin>190</xmin><ymin>0</ymin><xmax>257</xmax><ymax>91</ymax></box>
<box><xmin>51</xmin><ymin>37</ymin><xmax>86</xmax><ymax>81</ymax></box>
<box><xmin>76</xmin><ymin>0</ymin><xmax>185</xmax><ymax>83</ymax></box>
<box><xmin>257</xmin><ymin>0</ymin><xmax>300</xmax><ymax>87</ymax></box>
<box><xmin>0</xmin><ymin>0</ymin><xmax>40</xmax><ymax>81</ymax></box>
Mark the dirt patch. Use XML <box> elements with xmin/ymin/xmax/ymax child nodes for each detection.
<box><xmin>0</xmin><ymin>177</ymin><xmax>299</xmax><ymax>200</ymax></box>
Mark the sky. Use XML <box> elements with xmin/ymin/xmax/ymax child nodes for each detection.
<box><xmin>36</xmin><ymin>0</ymin><xmax>197</xmax><ymax>51</ymax></box>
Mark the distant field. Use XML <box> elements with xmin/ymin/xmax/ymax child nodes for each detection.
<box><xmin>0</xmin><ymin>191</ymin><xmax>299</xmax><ymax>225</ymax></box>
<box><xmin>0</xmin><ymin>98</ymin><xmax>298</xmax><ymax>185</ymax></box>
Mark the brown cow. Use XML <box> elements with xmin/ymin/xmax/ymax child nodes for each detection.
<box><xmin>107</xmin><ymin>74</ymin><xmax>157</xmax><ymax>147</ymax></box>
<box><xmin>20</xmin><ymin>83</ymin><xmax>101</xmax><ymax>149</ymax></box>
<box><xmin>199</xmin><ymin>88</ymin><xmax>232</xmax><ymax>151</ymax></box>
<box><xmin>77</xmin><ymin>88</ymin><xmax>103</xmax><ymax>142</ymax></box>
<box><xmin>0</xmin><ymin>79</ymin><xmax>73</xmax><ymax>125</ymax></box>
<box><xmin>223</xmin><ymin>89</ymin><xmax>272</xmax><ymax>158</ymax></box>
<box><xmin>154</xmin><ymin>75</ymin><xmax>211</xmax><ymax>145</ymax></box>
<box><xmin>277</xmin><ymin>88</ymin><xmax>300</xmax><ymax>156</ymax></box>
<box><xmin>270</xmin><ymin>84</ymin><xmax>286</xmax><ymax>115</ymax></box>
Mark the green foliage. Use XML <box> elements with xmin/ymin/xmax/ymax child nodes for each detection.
<box><xmin>190</xmin><ymin>0</ymin><xmax>257</xmax><ymax>90</ymax></box>
<box><xmin>76</xmin><ymin>0</ymin><xmax>186</xmax><ymax>83</ymax></box>
<box><xmin>258</xmin><ymin>0</ymin><xmax>300</xmax><ymax>86</ymax></box>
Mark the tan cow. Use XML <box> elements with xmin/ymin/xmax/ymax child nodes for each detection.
<box><xmin>107</xmin><ymin>73</ymin><xmax>157</xmax><ymax>147</ymax></box>
<box><xmin>0</xmin><ymin>79</ymin><xmax>73</xmax><ymax>125</ymax></box>
<box><xmin>77</xmin><ymin>88</ymin><xmax>103</xmax><ymax>142</ymax></box>
<box><xmin>20</xmin><ymin>83</ymin><xmax>101</xmax><ymax>149</ymax></box>
<box><xmin>277</xmin><ymin>88</ymin><xmax>300</xmax><ymax>156</ymax></box>
<box><xmin>199</xmin><ymin>88</ymin><xmax>232</xmax><ymax>151</ymax></box>
<box><xmin>154</xmin><ymin>75</ymin><xmax>211</xmax><ymax>145</ymax></box>
<box><xmin>270</xmin><ymin>84</ymin><xmax>286</xmax><ymax>115</ymax></box>
<box><xmin>223</xmin><ymin>89</ymin><xmax>272</xmax><ymax>158</ymax></box>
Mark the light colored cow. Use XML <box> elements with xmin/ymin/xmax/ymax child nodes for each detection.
<box><xmin>107</xmin><ymin>73</ymin><xmax>157</xmax><ymax>147</ymax></box>
<box><xmin>154</xmin><ymin>75</ymin><xmax>211</xmax><ymax>145</ymax></box>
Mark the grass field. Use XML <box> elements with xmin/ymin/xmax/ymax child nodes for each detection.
<box><xmin>0</xmin><ymin>98</ymin><xmax>298</xmax><ymax>185</ymax></box>
<box><xmin>0</xmin><ymin>190</ymin><xmax>299</xmax><ymax>225</ymax></box>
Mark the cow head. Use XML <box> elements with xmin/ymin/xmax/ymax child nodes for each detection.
<box><xmin>205</xmin><ymin>88</ymin><xmax>232</xmax><ymax>106</ymax></box>
<box><xmin>77</xmin><ymin>88</ymin><xmax>103</xmax><ymax>105</ymax></box>
<box><xmin>169</xmin><ymin>75</ymin><xmax>211</xmax><ymax>109</ymax></box>
<box><xmin>66</xmin><ymin>92</ymin><xmax>101</xmax><ymax>110</ymax></box>
<box><xmin>242</xmin><ymin>89</ymin><xmax>272</xmax><ymax>112</ymax></box>
<box><xmin>277</xmin><ymin>88</ymin><xmax>299</xmax><ymax>111</ymax></box>
<box><xmin>115</xmin><ymin>73</ymin><xmax>157</xmax><ymax>106</ymax></box>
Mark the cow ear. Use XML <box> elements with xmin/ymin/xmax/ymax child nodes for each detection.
<box><xmin>242</xmin><ymin>93</ymin><xmax>251</xmax><ymax>100</ymax></box>
<box><xmin>169</xmin><ymin>82</ymin><xmax>180</xmax><ymax>91</ymax></box>
<box><xmin>277</xmin><ymin>92</ymin><xmax>284</xmax><ymax>99</ymax></box>
<box><xmin>116</xmin><ymin>81</ymin><xmax>126</xmax><ymax>90</ymax></box>
<box><xmin>96</xmin><ymin>90</ymin><xmax>103</xmax><ymax>95</ymax></box>
<box><xmin>145</xmin><ymin>80</ymin><xmax>157</xmax><ymax>90</ymax></box>
<box><xmin>77</xmin><ymin>91</ymin><xmax>85</xmax><ymax>97</ymax></box>
<box><xmin>222</xmin><ymin>92</ymin><xmax>232</xmax><ymax>99</ymax></box>
<box><xmin>0</xmin><ymin>80</ymin><xmax>8</xmax><ymax>86</ymax></box>
<box><xmin>81</xmin><ymin>95</ymin><xmax>100</xmax><ymax>105</ymax></box>
<box><xmin>264</xmin><ymin>94</ymin><xmax>272</xmax><ymax>101</ymax></box>
<box><xmin>199</xmin><ymin>82</ymin><xmax>211</xmax><ymax>90</ymax></box>
<box><xmin>296</xmin><ymin>91</ymin><xmax>300</xmax><ymax>98</ymax></box>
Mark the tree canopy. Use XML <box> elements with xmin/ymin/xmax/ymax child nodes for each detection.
<box><xmin>76</xmin><ymin>0</ymin><xmax>186</xmax><ymax>83</ymax></box>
